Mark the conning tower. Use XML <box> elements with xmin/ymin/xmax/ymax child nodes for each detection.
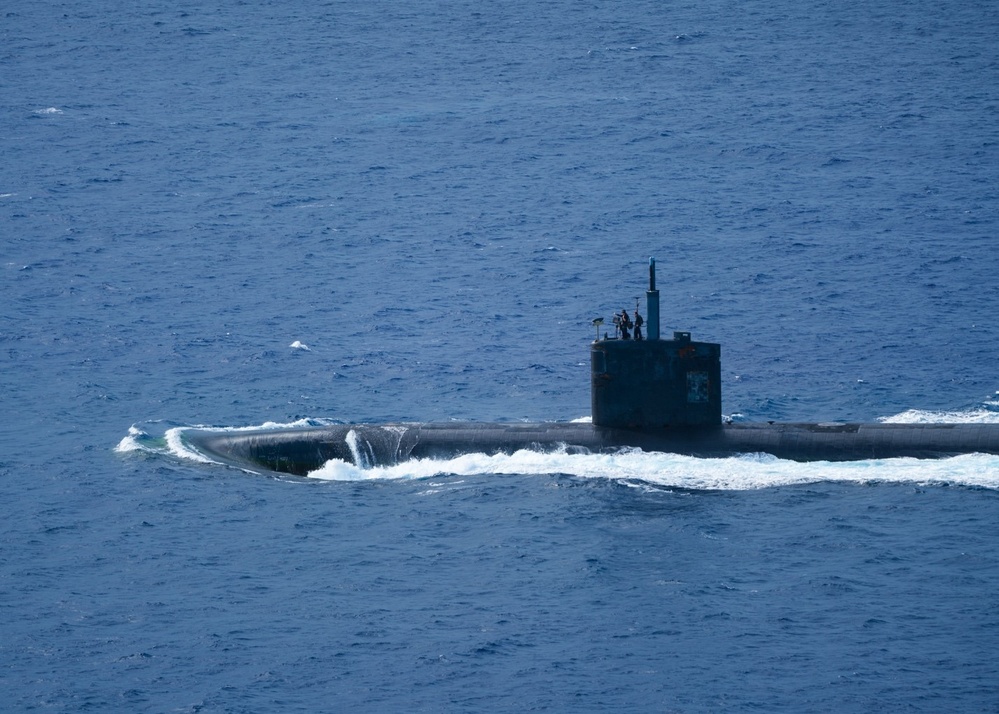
<box><xmin>591</xmin><ymin>258</ymin><xmax>721</xmax><ymax>429</ymax></box>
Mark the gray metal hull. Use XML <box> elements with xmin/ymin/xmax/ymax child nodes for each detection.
<box><xmin>183</xmin><ymin>422</ymin><xmax>999</xmax><ymax>476</ymax></box>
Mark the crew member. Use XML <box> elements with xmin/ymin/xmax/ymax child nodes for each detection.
<box><xmin>619</xmin><ymin>309</ymin><xmax>631</xmax><ymax>339</ymax></box>
<box><xmin>633</xmin><ymin>309</ymin><xmax>643</xmax><ymax>340</ymax></box>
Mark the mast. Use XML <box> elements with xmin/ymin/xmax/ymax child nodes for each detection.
<box><xmin>646</xmin><ymin>257</ymin><xmax>660</xmax><ymax>340</ymax></box>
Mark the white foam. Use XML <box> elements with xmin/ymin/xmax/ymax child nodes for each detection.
<box><xmin>113</xmin><ymin>425</ymin><xmax>145</xmax><ymax>453</ymax></box>
<box><xmin>345</xmin><ymin>429</ymin><xmax>369</xmax><ymax>468</ymax></box>
<box><xmin>880</xmin><ymin>408</ymin><xmax>999</xmax><ymax>424</ymax></box>
<box><xmin>164</xmin><ymin>427</ymin><xmax>215</xmax><ymax>463</ymax></box>
<box><xmin>34</xmin><ymin>107</ymin><xmax>63</xmax><ymax>115</ymax></box>
<box><xmin>203</xmin><ymin>418</ymin><xmax>324</xmax><ymax>431</ymax></box>
<box><xmin>305</xmin><ymin>447</ymin><xmax>999</xmax><ymax>490</ymax></box>
<box><xmin>289</xmin><ymin>340</ymin><xmax>310</xmax><ymax>351</ymax></box>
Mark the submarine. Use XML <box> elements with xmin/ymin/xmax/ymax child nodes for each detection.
<box><xmin>184</xmin><ymin>259</ymin><xmax>999</xmax><ymax>476</ymax></box>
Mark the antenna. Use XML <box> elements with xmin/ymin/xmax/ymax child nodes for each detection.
<box><xmin>647</xmin><ymin>257</ymin><xmax>660</xmax><ymax>340</ymax></box>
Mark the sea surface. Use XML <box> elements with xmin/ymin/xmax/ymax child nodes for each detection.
<box><xmin>3</xmin><ymin>0</ymin><xmax>999</xmax><ymax>711</ymax></box>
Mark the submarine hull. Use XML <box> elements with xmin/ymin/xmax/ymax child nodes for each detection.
<box><xmin>184</xmin><ymin>422</ymin><xmax>999</xmax><ymax>476</ymax></box>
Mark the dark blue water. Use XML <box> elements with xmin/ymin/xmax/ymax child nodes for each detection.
<box><xmin>4</xmin><ymin>0</ymin><xmax>999</xmax><ymax>710</ymax></box>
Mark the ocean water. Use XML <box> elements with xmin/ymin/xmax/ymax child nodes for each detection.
<box><xmin>3</xmin><ymin>0</ymin><xmax>999</xmax><ymax>711</ymax></box>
